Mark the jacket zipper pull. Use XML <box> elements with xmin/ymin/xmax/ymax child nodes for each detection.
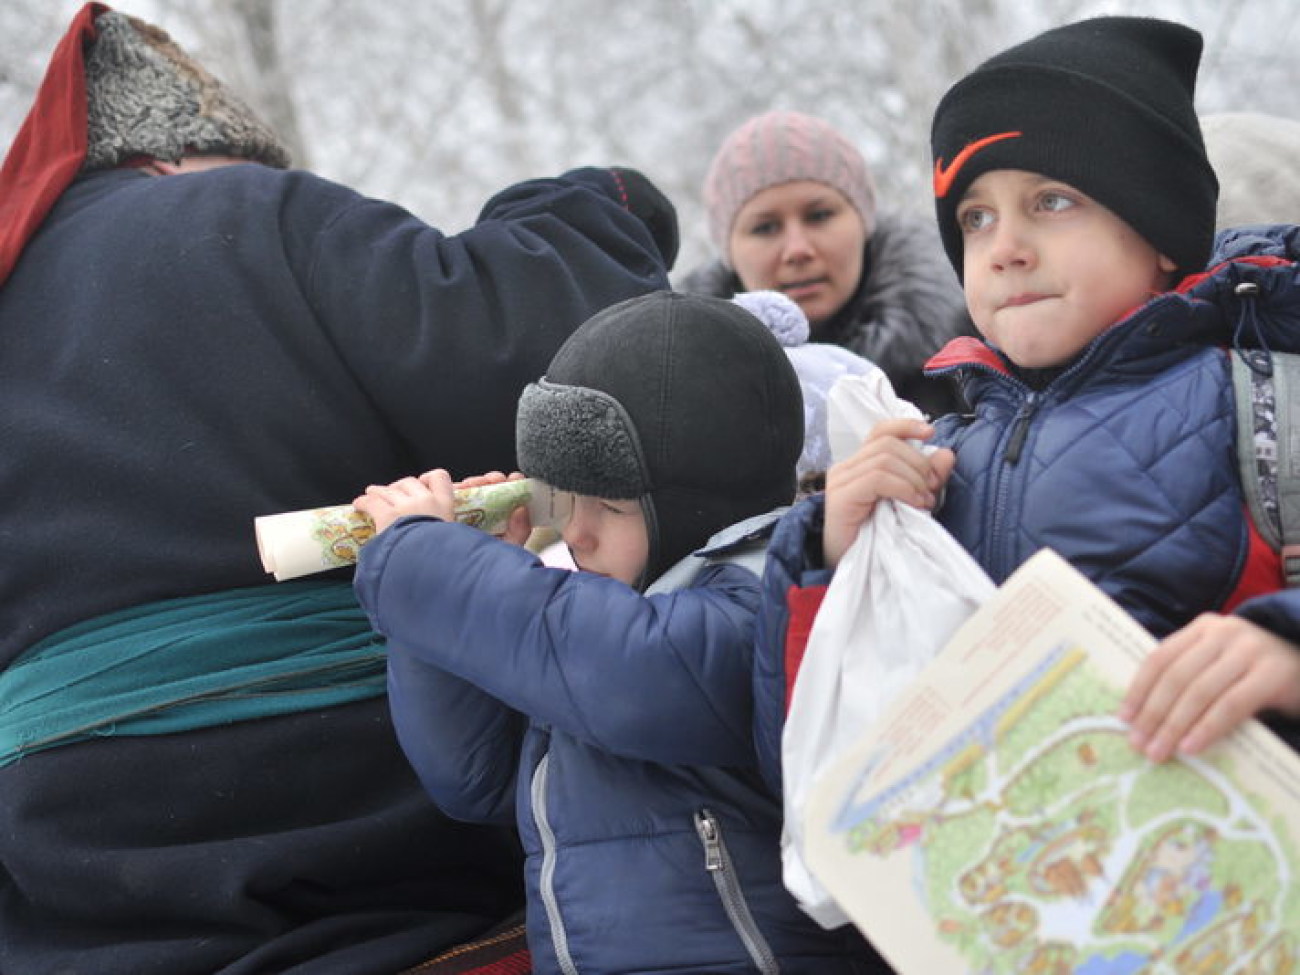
<box><xmin>1004</xmin><ymin>393</ymin><xmax>1038</xmax><ymax>465</ymax></box>
<box><xmin>695</xmin><ymin>810</ymin><xmax>724</xmax><ymax>872</ymax></box>
<box><xmin>692</xmin><ymin>809</ymin><xmax>782</xmax><ymax>974</ymax></box>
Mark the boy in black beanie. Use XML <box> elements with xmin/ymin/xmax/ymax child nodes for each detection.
<box><xmin>351</xmin><ymin>292</ymin><xmax>887</xmax><ymax>973</ymax></box>
<box><xmin>758</xmin><ymin>14</ymin><xmax>1300</xmax><ymax>951</ymax></box>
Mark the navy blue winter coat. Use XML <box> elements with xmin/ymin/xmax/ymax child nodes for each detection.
<box><xmin>0</xmin><ymin>161</ymin><xmax>667</xmax><ymax>975</ymax></box>
<box><xmin>756</xmin><ymin>224</ymin><xmax>1300</xmax><ymax>796</ymax></box>
<box><xmin>356</xmin><ymin>514</ymin><xmax>886</xmax><ymax>974</ymax></box>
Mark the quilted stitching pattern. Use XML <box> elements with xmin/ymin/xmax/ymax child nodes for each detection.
<box><xmin>935</xmin><ymin>299</ymin><xmax>1246</xmax><ymax>638</ymax></box>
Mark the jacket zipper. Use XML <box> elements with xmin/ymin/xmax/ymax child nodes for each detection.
<box><xmin>1002</xmin><ymin>391</ymin><xmax>1038</xmax><ymax>466</ymax></box>
<box><xmin>531</xmin><ymin>752</ymin><xmax>580</xmax><ymax>975</ymax></box>
<box><xmin>988</xmin><ymin>390</ymin><xmax>1036</xmax><ymax>578</ymax></box>
<box><xmin>955</xmin><ymin>298</ymin><xmax>1169</xmax><ymax>578</ymax></box>
<box><xmin>693</xmin><ymin>809</ymin><xmax>781</xmax><ymax>975</ymax></box>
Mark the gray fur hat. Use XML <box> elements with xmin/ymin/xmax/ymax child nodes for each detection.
<box><xmin>83</xmin><ymin>11</ymin><xmax>290</xmax><ymax>172</ymax></box>
<box><xmin>517</xmin><ymin>291</ymin><xmax>803</xmax><ymax>587</ymax></box>
<box><xmin>1203</xmin><ymin>112</ymin><xmax>1300</xmax><ymax>230</ymax></box>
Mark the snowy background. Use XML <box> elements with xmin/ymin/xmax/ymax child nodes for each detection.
<box><xmin>2</xmin><ymin>0</ymin><xmax>1296</xmax><ymax>274</ymax></box>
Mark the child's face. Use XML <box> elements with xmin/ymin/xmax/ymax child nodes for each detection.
<box><xmin>957</xmin><ymin>169</ymin><xmax>1177</xmax><ymax>369</ymax></box>
<box><xmin>561</xmin><ymin>494</ymin><xmax>649</xmax><ymax>587</ymax></box>
<box><xmin>728</xmin><ymin>180</ymin><xmax>868</xmax><ymax>326</ymax></box>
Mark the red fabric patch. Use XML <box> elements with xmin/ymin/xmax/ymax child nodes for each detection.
<box><xmin>1177</xmin><ymin>254</ymin><xmax>1292</xmax><ymax>293</ymax></box>
<box><xmin>0</xmin><ymin>3</ymin><xmax>105</xmax><ymax>286</ymax></box>
<box><xmin>401</xmin><ymin>925</ymin><xmax>531</xmax><ymax>974</ymax></box>
<box><xmin>784</xmin><ymin>584</ymin><xmax>828</xmax><ymax>713</ymax></box>
<box><xmin>1222</xmin><ymin>506</ymin><xmax>1284</xmax><ymax>613</ymax></box>
<box><xmin>457</xmin><ymin>953</ymin><xmax>531</xmax><ymax>975</ymax></box>
<box><xmin>925</xmin><ymin>335</ymin><xmax>1007</xmax><ymax>375</ymax></box>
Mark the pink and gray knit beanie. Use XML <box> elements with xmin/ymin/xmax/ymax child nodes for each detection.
<box><xmin>703</xmin><ymin>110</ymin><xmax>877</xmax><ymax>268</ymax></box>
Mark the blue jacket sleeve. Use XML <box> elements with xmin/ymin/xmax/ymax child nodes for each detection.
<box><xmin>385</xmin><ymin>642</ymin><xmax>525</xmax><ymax>825</ymax></box>
<box><xmin>356</xmin><ymin>517</ymin><xmax>762</xmax><ymax>767</ymax></box>
<box><xmin>1232</xmin><ymin>588</ymin><xmax>1300</xmax><ymax>750</ymax></box>
<box><xmin>283</xmin><ymin>167</ymin><xmax>669</xmax><ymax>478</ymax></box>
<box><xmin>1234</xmin><ymin>587</ymin><xmax>1300</xmax><ymax>643</ymax></box>
<box><xmin>753</xmin><ymin>497</ymin><xmax>834</xmax><ymax>795</ymax></box>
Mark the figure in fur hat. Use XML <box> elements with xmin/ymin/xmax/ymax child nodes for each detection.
<box><xmin>679</xmin><ymin>108</ymin><xmax>975</xmax><ymax>420</ymax></box>
<box><xmin>0</xmin><ymin>4</ymin><xmax>678</xmax><ymax>974</ymax></box>
<box><xmin>757</xmin><ymin>15</ymin><xmax>1300</xmax><ymax>964</ymax></box>
<box><xmin>353</xmin><ymin>291</ymin><xmax>892</xmax><ymax>973</ymax></box>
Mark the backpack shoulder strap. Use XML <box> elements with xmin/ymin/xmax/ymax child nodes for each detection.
<box><xmin>644</xmin><ymin>510</ymin><xmax>783</xmax><ymax>595</ymax></box>
<box><xmin>1233</xmin><ymin>350</ymin><xmax>1300</xmax><ymax>585</ymax></box>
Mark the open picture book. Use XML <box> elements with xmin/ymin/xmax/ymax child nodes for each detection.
<box><xmin>803</xmin><ymin>547</ymin><xmax>1300</xmax><ymax>973</ymax></box>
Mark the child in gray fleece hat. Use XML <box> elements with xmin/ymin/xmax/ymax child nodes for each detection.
<box><xmin>351</xmin><ymin>291</ymin><xmax>888</xmax><ymax>974</ymax></box>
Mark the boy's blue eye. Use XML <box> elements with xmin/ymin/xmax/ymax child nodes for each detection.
<box><xmin>1039</xmin><ymin>191</ymin><xmax>1076</xmax><ymax>212</ymax></box>
<box><xmin>747</xmin><ymin>219</ymin><xmax>779</xmax><ymax>237</ymax></box>
<box><xmin>958</xmin><ymin>207</ymin><xmax>993</xmax><ymax>234</ymax></box>
<box><xmin>806</xmin><ymin>206</ymin><xmax>835</xmax><ymax>224</ymax></box>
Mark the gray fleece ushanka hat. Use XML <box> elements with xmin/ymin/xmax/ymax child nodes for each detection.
<box><xmin>516</xmin><ymin>291</ymin><xmax>804</xmax><ymax>588</ymax></box>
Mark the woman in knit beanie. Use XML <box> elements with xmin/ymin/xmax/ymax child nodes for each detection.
<box><xmin>678</xmin><ymin>109</ymin><xmax>973</xmax><ymax>419</ymax></box>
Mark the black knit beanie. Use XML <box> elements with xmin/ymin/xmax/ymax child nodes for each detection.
<box><xmin>516</xmin><ymin>291</ymin><xmax>803</xmax><ymax>589</ymax></box>
<box><xmin>931</xmin><ymin>16</ymin><xmax>1218</xmax><ymax>279</ymax></box>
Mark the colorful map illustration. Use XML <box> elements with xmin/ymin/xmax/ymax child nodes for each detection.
<box><xmin>822</xmin><ymin>643</ymin><xmax>1300</xmax><ymax>974</ymax></box>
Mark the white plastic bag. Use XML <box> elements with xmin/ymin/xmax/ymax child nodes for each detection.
<box><xmin>781</xmin><ymin>371</ymin><xmax>996</xmax><ymax>927</ymax></box>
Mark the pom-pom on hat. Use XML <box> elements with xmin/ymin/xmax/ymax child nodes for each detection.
<box><xmin>731</xmin><ymin>289</ymin><xmax>809</xmax><ymax>347</ymax></box>
<box><xmin>704</xmin><ymin>110</ymin><xmax>877</xmax><ymax>267</ymax></box>
<box><xmin>516</xmin><ymin>291</ymin><xmax>803</xmax><ymax>588</ymax></box>
<box><xmin>930</xmin><ymin>16</ymin><xmax>1218</xmax><ymax>279</ymax></box>
<box><xmin>731</xmin><ymin>290</ymin><xmax>879</xmax><ymax>479</ymax></box>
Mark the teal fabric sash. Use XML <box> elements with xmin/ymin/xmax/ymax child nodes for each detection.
<box><xmin>0</xmin><ymin>581</ymin><xmax>386</xmax><ymax>768</ymax></box>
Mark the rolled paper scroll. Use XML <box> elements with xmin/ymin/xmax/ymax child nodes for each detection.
<box><xmin>255</xmin><ymin>478</ymin><xmax>552</xmax><ymax>581</ymax></box>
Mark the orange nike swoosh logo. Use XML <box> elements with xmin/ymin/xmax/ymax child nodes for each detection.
<box><xmin>933</xmin><ymin>131</ymin><xmax>1023</xmax><ymax>199</ymax></box>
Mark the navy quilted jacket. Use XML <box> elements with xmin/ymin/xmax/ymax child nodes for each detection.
<box><xmin>929</xmin><ymin>224</ymin><xmax>1300</xmax><ymax>630</ymax></box>
<box><xmin>755</xmin><ymin>224</ymin><xmax>1300</xmax><ymax>794</ymax></box>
